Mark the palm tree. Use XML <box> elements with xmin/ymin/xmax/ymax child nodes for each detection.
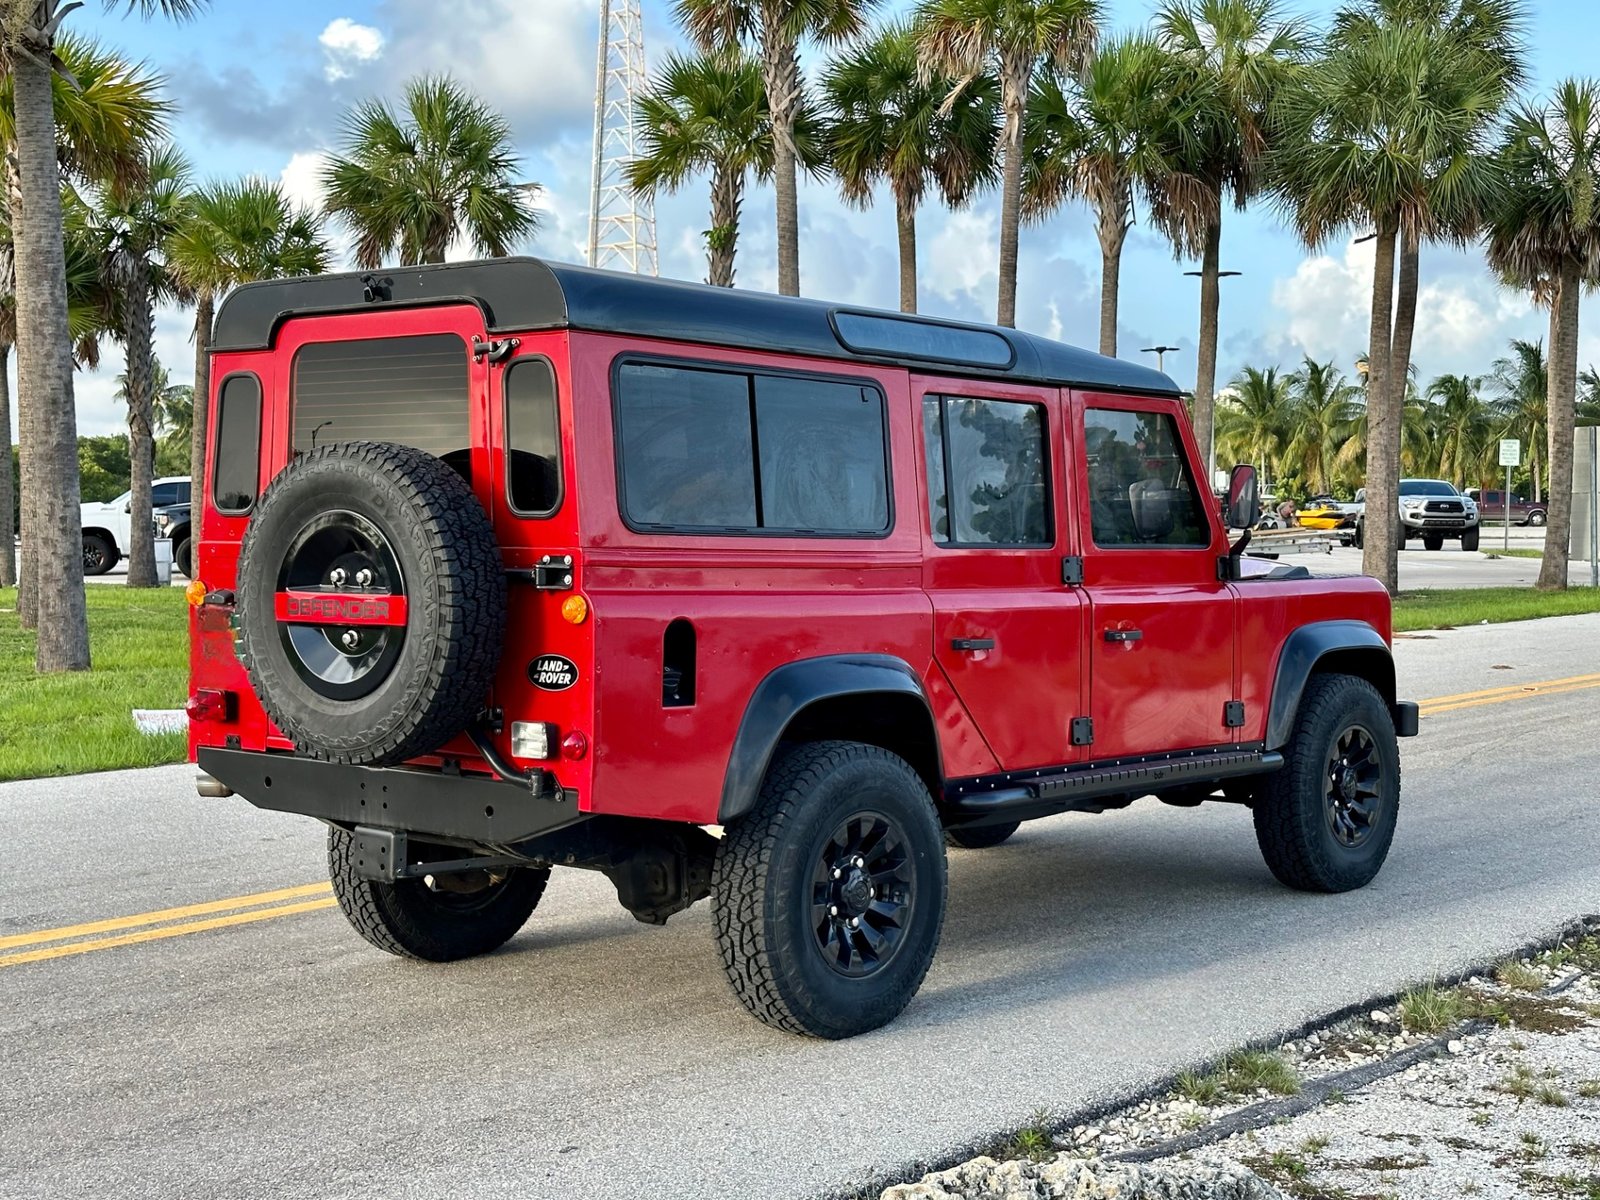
<box><xmin>167</xmin><ymin>177</ymin><xmax>329</xmax><ymax>538</ymax></box>
<box><xmin>1024</xmin><ymin>36</ymin><xmax>1199</xmax><ymax>356</ymax></box>
<box><xmin>87</xmin><ymin>143</ymin><xmax>191</xmax><ymax>588</ymax></box>
<box><xmin>1153</xmin><ymin>0</ymin><xmax>1302</xmax><ymax>481</ymax></box>
<box><xmin>0</xmin><ymin>21</ymin><xmax>174</xmax><ymax>651</ymax></box>
<box><xmin>1271</xmin><ymin>23</ymin><xmax>1498</xmax><ymax>594</ymax></box>
<box><xmin>824</xmin><ymin>23</ymin><xmax>999</xmax><ymax>313</ymax></box>
<box><xmin>675</xmin><ymin>0</ymin><xmax>879</xmax><ymax>299</ymax></box>
<box><xmin>1488</xmin><ymin>81</ymin><xmax>1600</xmax><ymax>592</ymax></box>
<box><xmin>1215</xmin><ymin>364</ymin><xmax>1291</xmax><ymax>485</ymax></box>
<box><xmin>628</xmin><ymin>50</ymin><xmax>781</xmax><ymax>289</ymax></box>
<box><xmin>1426</xmin><ymin>373</ymin><xmax>1491</xmax><ymax>488</ymax></box>
<box><xmin>916</xmin><ymin>0</ymin><xmax>1100</xmax><ymax>328</ymax></box>
<box><xmin>117</xmin><ymin>358</ymin><xmax>191</xmax><ymax>444</ymax></box>
<box><xmin>1487</xmin><ymin>339</ymin><xmax>1549</xmax><ymax>501</ymax></box>
<box><xmin>1282</xmin><ymin>357</ymin><xmax>1360</xmax><ymax>496</ymax></box>
<box><xmin>322</xmin><ymin>75</ymin><xmax>540</xmax><ymax>269</ymax></box>
<box><xmin>1579</xmin><ymin>366</ymin><xmax>1600</xmax><ymax>424</ymax></box>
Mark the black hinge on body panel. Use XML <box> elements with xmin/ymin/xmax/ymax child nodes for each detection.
<box><xmin>472</xmin><ymin>335</ymin><xmax>520</xmax><ymax>363</ymax></box>
<box><xmin>1061</xmin><ymin>556</ymin><xmax>1084</xmax><ymax>586</ymax></box>
<box><xmin>507</xmin><ymin>554</ymin><xmax>574</xmax><ymax>590</ymax></box>
<box><xmin>1070</xmin><ymin>717</ymin><xmax>1094</xmax><ymax>746</ymax></box>
<box><xmin>1224</xmin><ymin>700</ymin><xmax>1246</xmax><ymax>728</ymax></box>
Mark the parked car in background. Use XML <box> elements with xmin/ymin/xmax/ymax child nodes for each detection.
<box><xmin>1464</xmin><ymin>488</ymin><xmax>1547</xmax><ymax>526</ymax></box>
<box><xmin>1354</xmin><ymin>479</ymin><xmax>1479</xmax><ymax>551</ymax></box>
<box><xmin>81</xmin><ymin>476</ymin><xmax>191</xmax><ymax>575</ymax></box>
<box><xmin>1296</xmin><ymin>495</ymin><xmax>1361</xmax><ymax>534</ymax></box>
<box><xmin>154</xmin><ymin>502</ymin><xmax>193</xmax><ymax>578</ymax></box>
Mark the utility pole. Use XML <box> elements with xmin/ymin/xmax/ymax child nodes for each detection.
<box><xmin>1141</xmin><ymin>345</ymin><xmax>1179</xmax><ymax>374</ymax></box>
<box><xmin>588</xmin><ymin>0</ymin><xmax>658</xmax><ymax>275</ymax></box>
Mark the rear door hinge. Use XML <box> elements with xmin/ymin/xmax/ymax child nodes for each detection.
<box><xmin>471</xmin><ymin>335</ymin><xmax>520</xmax><ymax>363</ymax></box>
<box><xmin>508</xmin><ymin>554</ymin><xmax>574</xmax><ymax>590</ymax></box>
<box><xmin>1070</xmin><ymin>717</ymin><xmax>1094</xmax><ymax>746</ymax></box>
<box><xmin>1224</xmin><ymin>700</ymin><xmax>1246</xmax><ymax>728</ymax></box>
<box><xmin>1061</xmin><ymin>556</ymin><xmax>1084</xmax><ymax>586</ymax></box>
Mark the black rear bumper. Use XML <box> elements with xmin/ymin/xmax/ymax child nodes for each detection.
<box><xmin>198</xmin><ymin>747</ymin><xmax>584</xmax><ymax>844</ymax></box>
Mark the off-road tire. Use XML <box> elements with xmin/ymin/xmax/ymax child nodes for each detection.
<box><xmin>83</xmin><ymin>532</ymin><xmax>117</xmax><ymax>575</ymax></box>
<box><xmin>712</xmin><ymin>741</ymin><xmax>947</xmax><ymax>1038</ymax></box>
<box><xmin>1423</xmin><ymin>533</ymin><xmax>1444</xmax><ymax>551</ymax></box>
<box><xmin>945</xmin><ymin>820</ymin><xmax>1020</xmax><ymax>849</ymax></box>
<box><xmin>1254</xmin><ymin>673</ymin><xmax>1399</xmax><ymax>893</ymax></box>
<box><xmin>327</xmin><ymin>825</ymin><xmax>548</xmax><ymax>961</ymax></box>
<box><xmin>173</xmin><ymin>536</ymin><xmax>193</xmax><ymax>579</ymax></box>
<box><xmin>235</xmin><ymin>442</ymin><xmax>506</xmax><ymax>766</ymax></box>
<box><xmin>1461</xmin><ymin>527</ymin><xmax>1480</xmax><ymax>552</ymax></box>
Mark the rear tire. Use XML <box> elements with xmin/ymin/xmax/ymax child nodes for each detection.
<box><xmin>1529</xmin><ymin>510</ymin><xmax>1547</xmax><ymax>527</ymax></box>
<box><xmin>1254</xmin><ymin>673</ymin><xmax>1399</xmax><ymax>893</ymax></box>
<box><xmin>945</xmin><ymin>821</ymin><xmax>1020</xmax><ymax>849</ymax></box>
<box><xmin>83</xmin><ymin>533</ymin><xmax>117</xmax><ymax>575</ymax></box>
<box><xmin>327</xmin><ymin>825</ymin><xmax>548</xmax><ymax>961</ymax></box>
<box><xmin>712</xmin><ymin>741</ymin><xmax>947</xmax><ymax>1038</ymax></box>
<box><xmin>1461</xmin><ymin>527</ymin><xmax>1480</xmax><ymax>552</ymax></box>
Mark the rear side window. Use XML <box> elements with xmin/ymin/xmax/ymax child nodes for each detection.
<box><xmin>292</xmin><ymin>334</ymin><xmax>470</xmax><ymax>471</ymax></box>
<box><xmin>1084</xmin><ymin>407</ymin><xmax>1208</xmax><ymax>547</ymax></box>
<box><xmin>614</xmin><ymin>361</ymin><xmax>889</xmax><ymax>536</ymax></box>
<box><xmin>923</xmin><ymin>395</ymin><xmax>1051</xmax><ymax>547</ymax></box>
<box><xmin>212</xmin><ymin>373</ymin><xmax>262</xmax><ymax>514</ymax></box>
<box><xmin>505</xmin><ymin>358</ymin><xmax>562</xmax><ymax>516</ymax></box>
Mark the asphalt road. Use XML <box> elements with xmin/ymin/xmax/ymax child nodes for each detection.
<box><xmin>4</xmin><ymin>616</ymin><xmax>1600</xmax><ymax>1200</ymax></box>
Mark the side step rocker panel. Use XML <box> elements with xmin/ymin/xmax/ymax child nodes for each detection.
<box><xmin>944</xmin><ymin>747</ymin><xmax>1284</xmax><ymax>829</ymax></box>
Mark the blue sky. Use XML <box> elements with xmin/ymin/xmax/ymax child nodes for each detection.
<box><xmin>42</xmin><ymin>0</ymin><xmax>1600</xmax><ymax>438</ymax></box>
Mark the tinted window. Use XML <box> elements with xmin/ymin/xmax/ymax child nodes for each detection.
<box><xmin>923</xmin><ymin>396</ymin><xmax>1050</xmax><ymax>547</ymax></box>
<box><xmin>1398</xmin><ymin>480</ymin><xmax>1458</xmax><ymax>497</ymax></box>
<box><xmin>505</xmin><ymin>358</ymin><xmax>562</xmax><ymax>516</ymax></box>
<box><xmin>754</xmin><ymin>375</ymin><xmax>887</xmax><ymax>532</ymax></box>
<box><xmin>152</xmin><ymin>482</ymin><xmax>182</xmax><ymax>507</ymax></box>
<box><xmin>213</xmin><ymin>374</ymin><xmax>262</xmax><ymax>514</ymax></box>
<box><xmin>833</xmin><ymin>312</ymin><xmax>1014</xmax><ymax>369</ymax></box>
<box><xmin>615</xmin><ymin>362</ymin><xmax>889</xmax><ymax>536</ymax></box>
<box><xmin>1084</xmin><ymin>408</ymin><xmax>1207</xmax><ymax>547</ymax></box>
<box><xmin>293</xmin><ymin>334</ymin><xmax>469</xmax><ymax>467</ymax></box>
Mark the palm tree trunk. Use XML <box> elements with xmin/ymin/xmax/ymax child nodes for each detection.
<box><xmin>122</xmin><ymin>269</ymin><xmax>158</xmax><ymax>588</ymax></box>
<box><xmin>760</xmin><ymin>31</ymin><xmax>802</xmax><ymax>297</ymax></box>
<box><xmin>1539</xmin><ymin>258</ymin><xmax>1580</xmax><ymax>591</ymax></box>
<box><xmin>1193</xmin><ymin>206</ymin><xmax>1222</xmax><ymax>482</ymax></box>
<box><xmin>190</xmin><ymin>290</ymin><xmax>214</xmax><ymax>543</ymax></box>
<box><xmin>1361</xmin><ymin>213</ymin><xmax>1400</xmax><ymax>595</ymax></box>
<box><xmin>896</xmin><ymin>192</ymin><xmax>917</xmax><ymax>315</ymax></box>
<box><xmin>7</xmin><ymin>160</ymin><xmax>36</xmax><ymax>625</ymax></box>
<box><xmin>996</xmin><ymin>60</ymin><xmax>1028</xmax><ymax>330</ymax></box>
<box><xmin>1096</xmin><ymin>200</ymin><xmax>1128</xmax><ymax>358</ymax></box>
<box><xmin>0</xmin><ymin>340</ymin><xmax>14</xmax><ymax>589</ymax></box>
<box><xmin>1390</xmin><ymin>226</ymin><xmax>1420</xmax><ymax>409</ymax></box>
<box><xmin>706</xmin><ymin>164</ymin><xmax>740</xmax><ymax>288</ymax></box>
<box><xmin>10</xmin><ymin>38</ymin><xmax>89</xmax><ymax>669</ymax></box>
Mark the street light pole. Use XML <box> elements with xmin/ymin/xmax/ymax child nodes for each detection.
<box><xmin>1184</xmin><ymin>269</ymin><xmax>1243</xmax><ymax>483</ymax></box>
<box><xmin>1141</xmin><ymin>345</ymin><xmax>1180</xmax><ymax>373</ymax></box>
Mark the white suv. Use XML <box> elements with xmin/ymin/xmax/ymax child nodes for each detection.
<box><xmin>80</xmin><ymin>477</ymin><xmax>191</xmax><ymax>575</ymax></box>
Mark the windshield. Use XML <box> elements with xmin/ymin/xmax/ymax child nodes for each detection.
<box><xmin>1399</xmin><ymin>480</ymin><xmax>1458</xmax><ymax>497</ymax></box>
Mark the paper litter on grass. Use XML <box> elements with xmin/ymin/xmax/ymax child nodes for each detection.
<box><xmin>132</xmin><ymin>709</ymin><xmax>187</xmax><ymax>735</ymax></box>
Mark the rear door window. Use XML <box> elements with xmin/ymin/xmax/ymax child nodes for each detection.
<box><xmin>922</xmin><ymin>395</ymin><xmax>1051</xmax><ymax>546</ymax></box>
<box><xmin>292</xmin><ymin>334</ymin><xmax>471</xmax><ymax>474</ymax></box>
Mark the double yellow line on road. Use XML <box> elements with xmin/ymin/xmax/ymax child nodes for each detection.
<box><xmin>5</xmin><ymin>668</ymin><xmax>1599</xmax><ymax>972</ymax></box>
<box><xmin>0</xmin><ymin>882</ymin><xmax>335</xmax><ymax>968</ymax></box>
<box><xmin>1418</xmin><ymin>672</ymin><xmax>1600</xmax><ymax>717</ymax></box>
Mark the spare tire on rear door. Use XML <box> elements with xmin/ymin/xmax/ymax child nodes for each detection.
<box><xmin>235</xmin><ymin>441</ymin><xmax>506</xmax><ymax>766</ymax></box>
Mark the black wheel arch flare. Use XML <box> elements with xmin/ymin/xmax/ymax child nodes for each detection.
<box><xmin>1266</xmin><ymin>620</ymin><xmax>1413</xmax><ymax>749</ymax></box>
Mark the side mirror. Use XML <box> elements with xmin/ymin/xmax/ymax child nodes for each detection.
<box><xmin>124</xmin><ymin>502</ymin><xmax>132</xmax><ymax>514</ymax></box>
<box><xmin>1354</xmin><ymin>488</ymin><xmax>1366</xmax><ymax>504</ymax></box>
<box><xmin>1224</xmin><ymin>465</ymin><xmax>1260</xmax><ymax>531</ymax></box>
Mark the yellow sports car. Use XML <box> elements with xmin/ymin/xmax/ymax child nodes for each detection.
<box><xmin>1296</xmin><ymin>497</ymin><xmax>1358</xmax><ymax>530</ymax></box>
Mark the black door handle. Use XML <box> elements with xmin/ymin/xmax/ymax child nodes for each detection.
<box><xmin>951</xmin><ymin>637</ymin><xmax>996</xmax><ymax>652</ymax></box>
<box><xmin>1104</xmin><ymin>629</ymin><xmax>1143</xmax><ymax>643</ymax></box>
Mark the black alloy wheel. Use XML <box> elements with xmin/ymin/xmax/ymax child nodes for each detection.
<box><xmin>810</xmin><ymin>812</ymin><xmax>918</xmax><ymax>979</ymax></box>
<box><xmin>83</xmin><ymin>533</ymin><xmax>115</xmax><ymax>575</ymax></box>
<box><xmin>274</xmin><ymin>510</ymin><xmax>408</xmax><ymax>702</ymax></box>
<box><xmin>1324</xmin><ymin>724</ymin><xmax>1383</xmax><ymax>849</ymax></box>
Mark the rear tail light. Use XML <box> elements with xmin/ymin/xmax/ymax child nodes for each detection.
<box><xmin>185</xmin><ymin>689</ymin><xmax>236</xmax><ymax>723</ymax></box>
<box><xmin>510</xmin><ymin>721</ymin><xmax>556</xmax><ymax>760</ymax></box>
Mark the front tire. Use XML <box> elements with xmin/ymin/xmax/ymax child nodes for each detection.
<box><xmin>1461</xmin><ymin>527</ymin><xmax>1480</xmax><ymax>552</ymax></box>
<box><xmin>173</xmin><ymin>537</ymin><xmax>193</xmax><ymax>579</ymax></box>
<box><xmin>328</xmin><ymin>825</ymin><xmax>548</xmax><ymax>961</ymax></box>
<box><xmin>945</xmin><ymin>820</ymin><xmax>1020</xmax><ymax>849</ymax></box>
<box><xmin>712</xmin><ymin>741</ymin><xmax>947</xmax><ymax>1038</ymax></box>
<box><xmin>1254</xmin><ymin>673</ymin><xmax>1399</xmax><ymax>893</ymax></box>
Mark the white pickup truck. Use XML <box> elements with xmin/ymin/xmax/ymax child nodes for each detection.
<box><xmin>80</xmin><ymin>477</ymin><xmax>190</xmax><ymax>575</ymax></box>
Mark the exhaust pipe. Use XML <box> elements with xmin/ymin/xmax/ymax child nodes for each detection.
<box><xmin>195</xmin><ymin>772</ymin><xmax>234</xmax><ymax>798</ymax></box>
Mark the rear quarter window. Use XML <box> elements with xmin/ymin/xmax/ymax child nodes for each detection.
<box><xmin>213</xmin><ymin>373</ymin><xmax>262</xmax><ymax>514</ymax></box>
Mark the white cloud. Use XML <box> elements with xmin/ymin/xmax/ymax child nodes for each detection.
<box><xmin>319</xmin><ymin>18</ymin><xmax>385</xmax><ymax>82</ymax></box>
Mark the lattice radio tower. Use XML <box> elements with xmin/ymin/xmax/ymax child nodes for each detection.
<box><xmin>588</xmin><ymin>0</ymin><xmax>658</xmax><ymax>275</ymax></box>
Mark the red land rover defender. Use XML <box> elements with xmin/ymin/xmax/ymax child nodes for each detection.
<box><xmin>190</xmin><ymin>259</ymin><xmax>1418</xmax><ymax>1038</ymax></box>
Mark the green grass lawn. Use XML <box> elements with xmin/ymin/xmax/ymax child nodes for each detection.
<box><xmin>0</xmin><ymin>587</ymin><xmax>189</xmax><ymax>781</ymax></box>
<box><xmin>1481</xmin><ymin>547</ymin><xmax>1548</xmax><ymax>560</ymax></box>
<box><xmin>1394</xmin><ymin>585</ymin><xmax>1600</xmax><ymax>632</ymax></box>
